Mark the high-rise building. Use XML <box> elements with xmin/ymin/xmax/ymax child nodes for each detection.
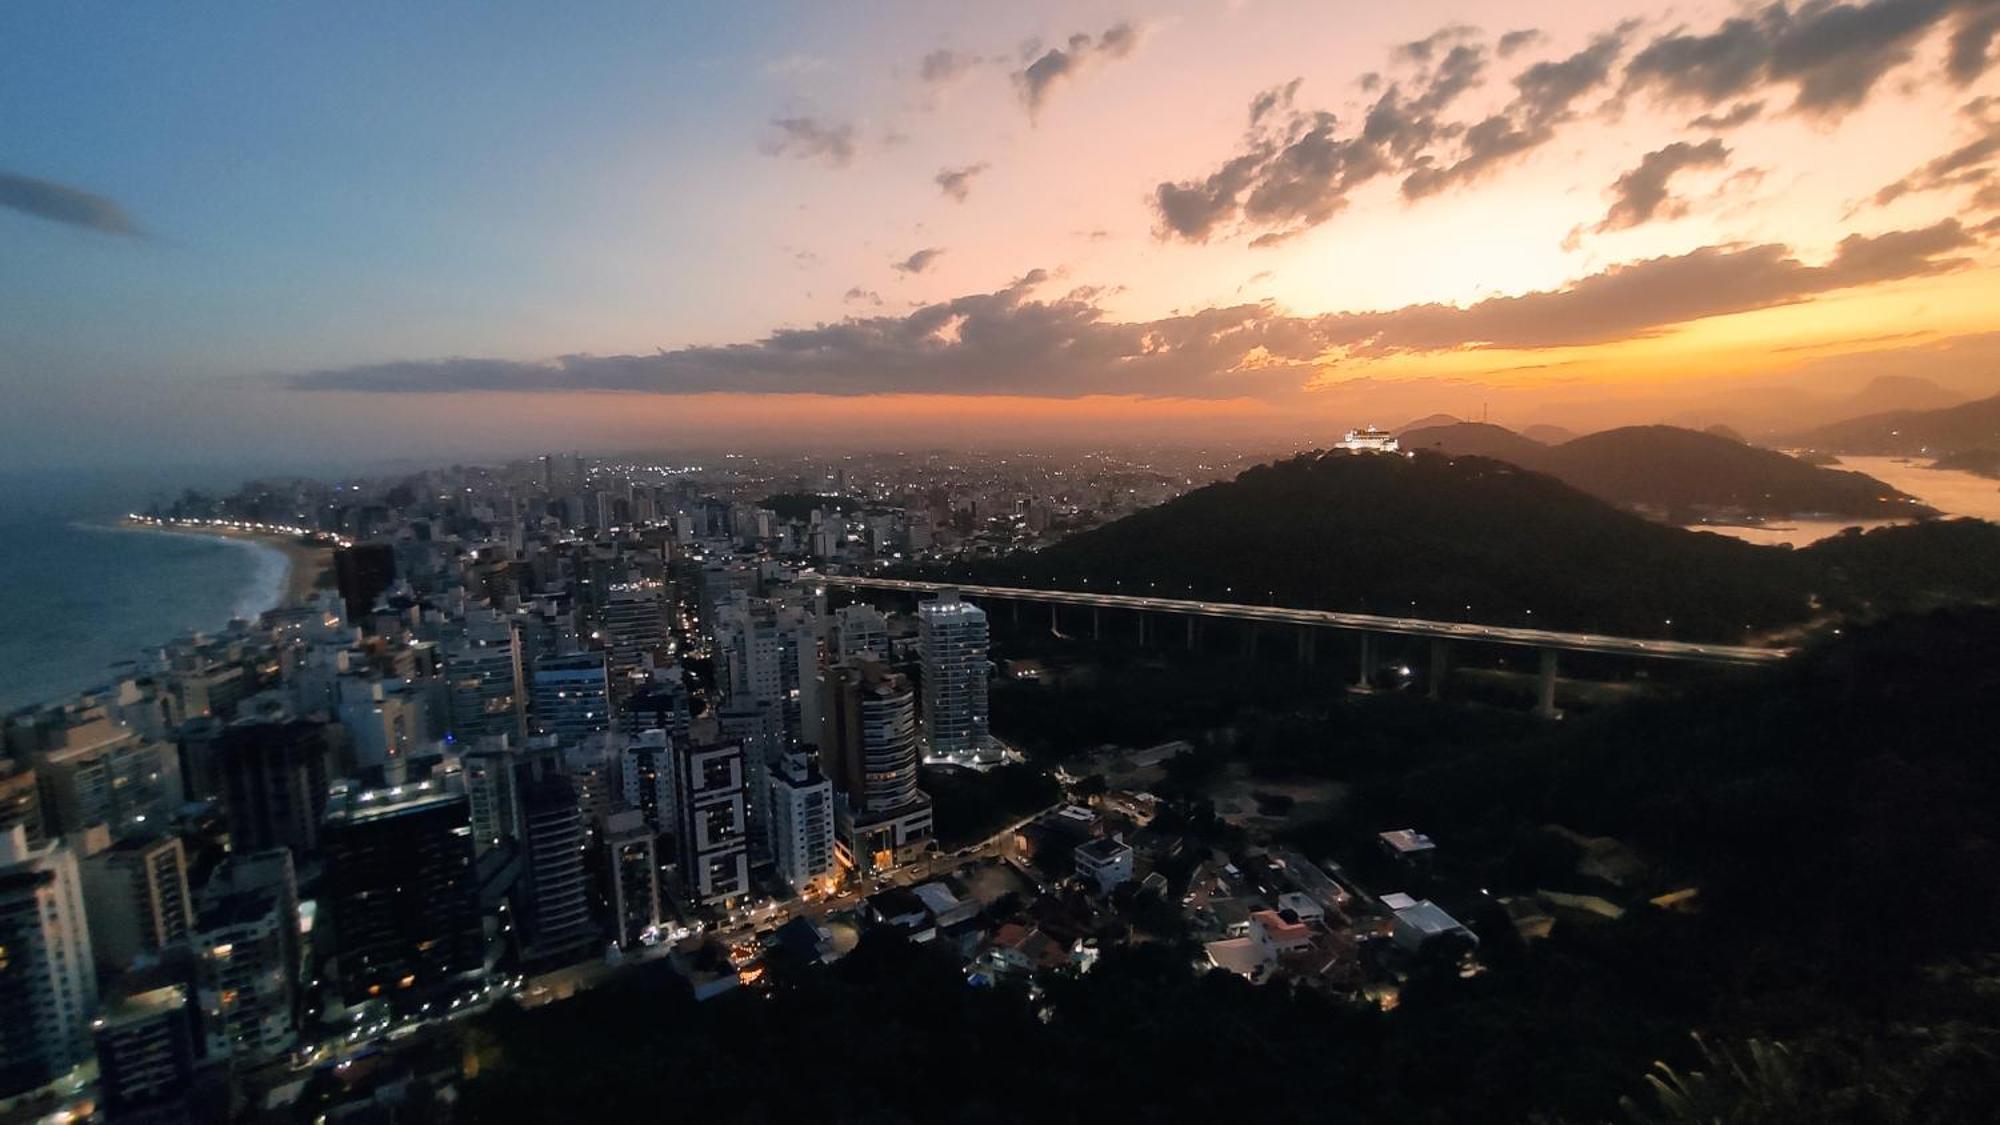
<box><xmin>0</xmin><ymin>761</ymin><xmax>43</xmax><ymax>845</ymax></box>
<box><xmin>36</xmin><ymin>718</ymin><xmax>182</xmax><ymax>840</ymax></box>
<box><xmin>216</xmin><ymin>720</ymin><xmax>332</xmax><ymax>856</ymax></box>
<box><xmin>0</xmin><ymin>826</ymin><xmax>98</xmax><ymax>1098</ymax></box>
<box><xmin>321</xmin><ymin>781</ymin><xmax>484</xmax><ymax>1008</ymax></box>
<box><xmin>443</xmin><ymin>609</ymin><xmax>527</xmax><ymax>742</ymax></box>
<box><xmin>529</xmin><ymin>651</ymin><xmax>612</xmax><ymax>741</ymax></box>
<box><xmin>830</xmin><ymin>603</ymin><xmax>889</xmax><ymax>662</ymax></box>
<box><xmin>601</xmin><ymin>581</ymin><xmax>669</xmax><ymax>682</ymax></box>
<box><xmin>619</xmin><ymin>674</ymin><xmax>691</xmax><ymax>742</ymax></box>
<box><xmin>716</xmin><ymin>698</ymin><xmax>782</xmax><ymax>864</ymax></box>
<box><xmin>918</xmin><ymin>590</ymin><xmax>995</xmax><ymax>763</ymax></box>
<box><xmin>603</xmin><ymin>810</ymin><xmax>661</xmax><ymax>949</ymax></box>
<box><xmin>768</xmin><ymin>751</ymin><xmax>835</xmax><ymax>895</ymax></box>
<box><xmin>712</xmin><ymin>595</ymin><xmax>817</xmax><ymax>748</ymax></box>
<box><xmin>191</xmin><ymin>872</ymin><xmax>298</xmax><ymax>1067</ymax></box>
<box><xmin>93</xmin><ymin>982</ymin><xmax>202</xmax><ymax>1121</ymax></box>
<box><xmin>335</xmin><ymin>677</ymin><xmax>429</xmax><ymax>777</ymax></box>
<box><xmin>78</xmin><ymin>829</ymin><xmax>193</xmax><ymax>975</ymax></box>
<box><xmin>515</xmin><ymin>771</ymin><xmax>594</xmax><ymax>964</ymax></box>
<box><xmin>461</xmin><ymin>743</ymin><xmax>522</xmax><ymax>855</ymax></box>
<box><xmin>332</xmin><ymin>543</ymin><xmax>398</xmax><ymax>623</ymax></box>
<box><xmin>622</xmin><ymin>729</ymin><xmax>672</xmax><ymax>830</ymax></box>
<box><xmin>666</xmin><ymin>739</ymin><xmax>749</xmax><ymax>907</ymax></box>
<box><xmin>820</xmin><ymin>658</ymin><xmax>933</xmax><ymax>877</ymax></box>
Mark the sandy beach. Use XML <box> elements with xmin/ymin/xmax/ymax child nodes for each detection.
<box><xmin>118</xmin><ymin>518</ymin><xmax>335</xmax><ymax>609</ymax></box>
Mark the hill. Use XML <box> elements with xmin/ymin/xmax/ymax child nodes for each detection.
<box><xmin>1393</xmin><ymin>412</ymin><xmax>1462</xmax><ymax>434</ymax></box>
<box><xmin>1398</xmin><ymin>421</ymin><xmax>1551</xmax><ymax>465</ymax></box>
<box><xmin>1786</xmin><ymin>391</ymin><xmax>2000</xmax><ymax>456</ymax></box>
<box><xmin>991</xmin><ymin>451</ymin><xmax>1808</xmax><ymax>641</ymax></box>
<box><xmin>1519</xmin><ymin>423</ymin><xmax>1577</xmax><ymax>444</ymax></box>
<box><xmin>955</xmin><ymin>452</ymin><xmax>2000</xmax><ymax>642</ymax></box>
<box><xmin>1401</xmin><ymin>423</ymin><xmax>1926</xmax><ymax>519</ymax></box>
<box><xmin>1932</xmin><ymin>448</ymin><xmax>2000</xmax><ymax>478</ymax></box>
<box><xmin>1537</xmin><ymin>425</ymin><xmax>1929</xmax><ymax>519</ymax></box>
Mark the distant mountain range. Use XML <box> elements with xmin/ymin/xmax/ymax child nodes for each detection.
<box><xmin>1397</xmin><ymin>422</ymin><xmax>1929</xmax><ymax>520</ymax></box>
<box><xmin>1662</xmin><ymin>375</ymin><xmax>1971</xmax><ymax>436</ymax></box>
<box><xmin>1782</xmin><ymin>391</ymin><xmax>2000</xmax><ymax>459</ymax></box>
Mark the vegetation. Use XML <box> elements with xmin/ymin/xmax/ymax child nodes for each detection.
<box><xmin>1786</xmin><ymin>390</ymin><xmax>2000</xmax><ymax>456</ymax></box>
<box><xmin>921</xmin><ymin>762</ymin><xmax>1060</xmax><ymax>849</ymax></box>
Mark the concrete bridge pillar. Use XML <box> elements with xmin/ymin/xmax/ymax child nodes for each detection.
<box><xmin>1427</xmin><ymin>639</ymin><xmax>1450</xmax><ymax>701</ymax></box>
<box><xmin>1240</xmin><ymin>624</ymin><xmax>1257</xmax><ymax>658</ymax></box>
<box><xmin>1186</xmin><ymin>617</ymin><xmax>1199</xmax><ymax>652</ymax></box>
<box><xmin>1051</xmin><ymin>603</ymin><xmax>1059</xmax><ymax>634</ymax></box>
<box><xmin>1136</xmin><ymin>612</ymin><xmax>1147</xmax><ymax>647</ymax></box>
<box><xmin>1535</xmin><ymin>648</ymin><xmax>1560</xmax><ymax>719</ymax></box>
<box><xmin>1297</xmin><ymin>627</ymin><xmax>1315</xmax><ymax>665</ymax></box>
<box><xmin>1355</xmin><ymin>632</ymin><xmax>1376</xmax><ymax>690</ymax></box>
<box><xmin>1092</xmin><ymin>607</ymin><xmax>1102</xmax><ymax>640</ymax></box>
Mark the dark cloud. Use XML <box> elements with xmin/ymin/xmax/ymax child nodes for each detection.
<box><xmin>1625</xmin><ymin>0</ymin><xmax>1996</xmax><ymax>118</ymax></box>
<box><xmin>1498</xmin><ymin>29</ymin><xmax>1545</xmax><ymax>58</ymax></box>
<box><xmin>843</xmin><ymin>287</ymin><xmax>883</xmax><ymax>306</ymax></box>
<box><xmin>1395</xmin><ymin>25</ymin><xmax>1476</xmax><ymax>65</ymax></box>
<box><xmin>935</xmin><ymin>162</ymin><xmax>990</xmax><ymax>202</ymax></box>
<box><xmin>1014</xmin><ymin>22</ymin><xmax>1141</xmax><ymax>116</ymax></box>
<box><xmin>1872</xmin><ymin>96</ymin><xmax>2000</xmax><ymax>206</ymax></box>
<box><xmin>1690</xmin><ymin>100</ymin><xmax>1765</xmax><ymax>129</ymax></box>
<box><xmin>762</xmin><ymin>117</ymin><xmax>856</xmax><ymax>167</ymax></box>
<box><xmin>920</xmin><ymin>48</ymin><xmax>977</xmax><ymax>84</ymax></box>
<box><xmin>286</xmin><ymin>224</ymin><xmax>1974</xmax><ymax>400</ymax></box>
<box><xmin>0</xmin><ymin>172</ymin><xmax>143</xmax><ymax>236</ymax></box>
<box><xmin>892</xmin><ymin>247</ymin><xmax>945</xmax><ymax>274</ymax></box>
<box><xmin>1948</xmin><ymin>4</ymin><xmax>2000</xmax><ymax>82</ymax></box>
<box><xmin>1318</xmin><ymin>219</ymin><xmax>1976</xmax><ymax>355</ymax></box>
<box><xmin>1596</xmin><ymin>138</ymin><xmax>1732</xmax><ymax>231</ymax></box>
<box><xmin>1248</xmin><ymin>78</ymin><xmax>1303</xmax><ymax>127</ymax></box>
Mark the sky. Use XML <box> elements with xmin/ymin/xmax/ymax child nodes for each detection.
<box><xmin>4</xmin><ymin>0</ymin><xmax>2000</xmax><ymax>470</ymax></box>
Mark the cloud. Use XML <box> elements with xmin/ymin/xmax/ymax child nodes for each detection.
<box><xmin>1624</xmin><ymin>0</ymin><xmax>1997</xmax><ymax>118</ymax></box>
<box><xmin>892</xmin><ymin>247</ymin><xmax>945</xmax><ymax>274</ymax></box>
<box><xmin>285</xmin><ymin>223</ymin><xmax>1975</xmax><ymax>400</ymax></box>
<box><xmin>1316</xmin><ymin>219</ymin><xmax>1976</xmax><ymax>356</ymax></box>
<box><xmin>0</xmin><ymin>172</ymin><xmax>143</xmax><ymax>236</ymax></box>
<box><xmin>762</xmin><ymin>117</ymin><xmax>856</xmax><ymax>167</ymax></box>
<box><xmin>1596</xmin><ymin>138</ymin><xmax>1732</xmax><ymax>231</ymax></box>
<box><xmin>843</xmin><ymin>287</ymin><xmax>883</xmax><ymax>306</ymax></box>
<box><xmin>1690</xmin><ymin>100</ymin><xmax>1765</xmax><ymax>129</ymax></box>
<box><xmin>1395</xmin><ymin>25</ymin><xmax>1477</xmax><ymax>65</ymax></box>
<box><xmin>920</xmin><ymin>48</ymin><xmax>978</xmax><ymax>84</ymax></box>
<box><xmin>1498</xmin><ymin>29</ymin><xmax>1545</xmax><ymax>58</ymax></box>
<box><xmin>935</xmin><ymin>163</ymin><xmax>990</xmax><ymax>202</ymax></box>
<box><xmin>1154</xmin><ymin>24</ymin><xmax>1632</xmax><ymax>240</ymax></box>
<box><xmin>1872</xmin><ymin>96</ymin><xmax>2000</xmax><ymax>206</ymax></box>
<box><xmin>1014</xmin><ymin>22</ymin><xmax>1141</xmax><ymax>117</ymax></box>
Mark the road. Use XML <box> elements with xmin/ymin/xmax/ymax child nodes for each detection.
<box><xmin>815</xmin><ymin>575</ymin><xmax>1793</xmax><ymax>666</ymax></box>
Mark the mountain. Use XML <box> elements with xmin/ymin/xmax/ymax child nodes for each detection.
<box><xmin>1832</xmin><ymin>374</ymin><xmax>1968</xmax><ymax>419</ymax></box>
<box><xmin>958</xmin><ymin>451</ymin><xmax>2000</xmax><ymax>643</ymax></box>
<box><xmin>1537</xmin><ymin>425</ymin><xmax>1929</xmax><ymax>519</ymax></box>
<box><xmin>1403</xmin><ymin>423</ymin><xmax>1926</xmax><ymax>519</ymax></box>
<box><xmin>1786</xmin><ymin>391</ymin><xmax>2000</xmax><ymax>456</ymax></box>
<box><xmin>990</xmin><ymin>451</ymin><xmax>1806</xmax><ymax>641</ymax></box>
<box><xmin>1392</xmin><ymin>413</ymin><xmax>1462</xmax><ymax>434</ymax></box>
<box><xmin>1398</xmin><ymin>422</ymin><xmax>1551</xmax><ymax>464</ymax></box>
<box><xmin>1519</xmin><ymin>424</ymin><xmax>1577</xmax><ymax>445</ymax></box>
<box><xmin>1931</xmin><ymin>448</ymin><xmax>2000</xmax><ymax>478</ymax></box>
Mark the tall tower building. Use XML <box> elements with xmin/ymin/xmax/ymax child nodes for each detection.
<box><xmin>768</xmin><ymin>751</ymin><xmax>835</xmax><ymax>895</ymax></box>
<box><xmin>192</xmin><ymin>863</ymin><xmax>299</xmax><ymax>1067</ymax></box>
<box><xmin>712</xmin><ymin>595</ymin><xmax>818</xmax><ymax>748</ymax></box>
<box><xmin>93</xmin><ymin>982</ymin><xmax>201</xmax><ymax>1121</ymax></box>
<box><xmin>515</xmin><ymin>770</ymin><xmax>594</xmax><ymax>964</ymax></box>
<box><xmin>529</xmin><ymin>651</ymin><xmax>612</xmax><ymax>742</ymax></box>
<box><xmin>78</xmin><ymin>829</ymin><xmax>193</xmax><ymax>975</ymax></box>
<box><xmin>667</xmin><ymin>739</ymin><xmax>749</xmax><ymax>907</ymax></box>
<box><xmin>461</xmin><ymin>743</ymin><xmax>523</xmax><ymax>855</ymax></box>
<box><xmin>830</xmin><ymin>603</ymin><xmax>889</xmax><ymax>663</ymax></box>
<box><xmin>601</xmin><ymin>581</ymin><xmax>669</xmax><ymax>682</ymax></box>
<box><xmin>0</xmin><ymin>826</ymin><xmax>98</xmax><ymax>1099</ymax></box>
<box><xmin>0</xmin><ymin>761</ymin><xmax>43</xmax><ymax>845</ymax></box>
<box><xmin>716</xmin><ymin>698</ymin><xmax>783</xmax><ymax>864</ymax></box>
<box><xmin>321</xmin><ymin>781</ymin><xmax>484</xmax><ymax>1008</ymax></box>
<box><xmin>820</xmin><ymin>658</ymin><xmax>933</xmax><ymax>877</ymax></box>
<box><xmin>918</xmin><ymin>590</ymin><xmax>995</xmax><ymax>764</ymax></box>
<box><xmin>603</xmin><ymin>810</ymin><xmax>661</xmax><ymax>949</ymax></box>
<box><xmin>216</xmin><ymin>720</ymin><xmax>333</xmax><ymax>856</ymax></box>
<box><xmin>37</xmin><ymin>718</ymin><xmax>182</xmax><ymax>840</ymax></box>
<box><xmin>621</xmin><ymin>730</ymin><xmax>672</xmax><ymax>830</ymax></box>
<box><xmin>444</xmin><ymin>608</ymin><xmax>527</xmax><ymax>742</ymax></box>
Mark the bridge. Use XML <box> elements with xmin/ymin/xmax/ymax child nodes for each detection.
<box><xmin>815</xmin><ymin>575</ymin><xmax>1795</xmax><ymax>717</ymax></box>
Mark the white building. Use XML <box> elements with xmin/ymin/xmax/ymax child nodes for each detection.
<box><xmin>0</xmin><ymin>826</ymin><xmax>98</xmax><ymax>1099</ymax></box>
<box><xmin>1073</xmin><ymin>835</ymin><xmax>1135</xmax><ymax>894</ymax></box>
<box><xmin>768</xmin><ymin>751</ymin><xmax>835</xmax><ymax>895</ymax></box>
<box><xmin>604</xmin><ymin>810</ymin><xmax>661</xmax><ymax>948</ymax></box>
<box><xmin>830</xmin><ymin>603</ymin><xmax>889</xmax><ymax>663</ymax></box>
<box><xmin>1337</xmin><ymin>426</ymin><xmax>1400</xmax><ymax>453</ymax></box>
<box><xmin>668</xmin><ymin>739</ymin><xmax>750</xmax><ymax>906</ymax></box>
<box><xmin>917</xmin><ymin>590</ymin><xmax>995</xmax><ymax>763</ymax></box>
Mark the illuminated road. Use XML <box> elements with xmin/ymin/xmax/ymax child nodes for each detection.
<box><xmin>816</xmin><ymin>576</ymin><xmax>1793</xmax><ymax>666</ymax></box>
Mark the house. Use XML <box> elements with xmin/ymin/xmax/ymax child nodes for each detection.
<box><xmin>1378</xmin><ymin>829</ymin><xmax>1437</xmax><ymax>866</ymax></box>
<box><xmin>1073</xmin><ymin>835</ymin><xmax>1134</xmax><ymax>894</ymax></box>
<box><xmin>910</xmin><ymin>881</ymin><xmax>980</xmax><ymax>928</ymax></box>
<box><xmin>1204</xmin><ymin>936</ymin><xmax>1272</xmax><ymax>983</ymax></box>
<box><xmin>1388</xmin><ymin>899</ymin><xmax>1477</xmax><ymax>953</ymax></box>
<box><xmin>1249</xmin><ymin>909</ymin><xmax>1315</xmax><ymax>955</ymax></box>
<box><xmin>983</xmin><ymin>923</ymin><xmax>1068</xmax><ymax>976</ymax></box>
<box><xmin>1274</xmin><ymin>892</ymin><xmax>1325</xmax><ymax>925</ymax></box>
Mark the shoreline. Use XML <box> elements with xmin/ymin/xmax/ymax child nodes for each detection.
<box><xmin>116</xmin><ymin>517</ymin><xmax>339</xmax><ymax>609</ymax></box>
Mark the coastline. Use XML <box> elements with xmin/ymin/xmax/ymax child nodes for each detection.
<box><xmin>114</xmin><ymin>517</ymin><xmax>338</xmax><ymax>610</ymax></box>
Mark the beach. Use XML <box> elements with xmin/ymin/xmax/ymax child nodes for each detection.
<box><xmin>117</xmin><ymin>518</ymin><xmax>336</xmax><ymax>609</ymax></box>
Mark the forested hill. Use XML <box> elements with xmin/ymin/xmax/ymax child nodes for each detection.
<box><xmin>949</xmin><ymin>450</ymin><xmax>2000</xmax><ymax>642</ymax></box>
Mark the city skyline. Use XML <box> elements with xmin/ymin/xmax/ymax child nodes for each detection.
<box><xmin>7</xmin><ymin>1</ymin><xmax>2000</xmax><ymax>469</ymax></box>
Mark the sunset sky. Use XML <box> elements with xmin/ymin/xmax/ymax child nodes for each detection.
<box><xmin>5</xmin><ymin>0</ymin><xmax>2000</xmax><ymax>469</ymax></box>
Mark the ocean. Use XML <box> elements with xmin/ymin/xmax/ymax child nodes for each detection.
<box><xmin>0</xmin><ymin>470</ymin><xmax>291</xmax><ymax>714</ymax></box>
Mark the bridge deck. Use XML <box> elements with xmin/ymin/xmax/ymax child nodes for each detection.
<box><xmin>816</xmin><ymin>576</ymin><xmax>1793</xmax><ymax>666</ymax></box>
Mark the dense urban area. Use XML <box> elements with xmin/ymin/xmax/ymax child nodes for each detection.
<box><xmin>5</xmin><ymin>431</ymin><xmax>1999</xmax><ymax>1123</ymax></box>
